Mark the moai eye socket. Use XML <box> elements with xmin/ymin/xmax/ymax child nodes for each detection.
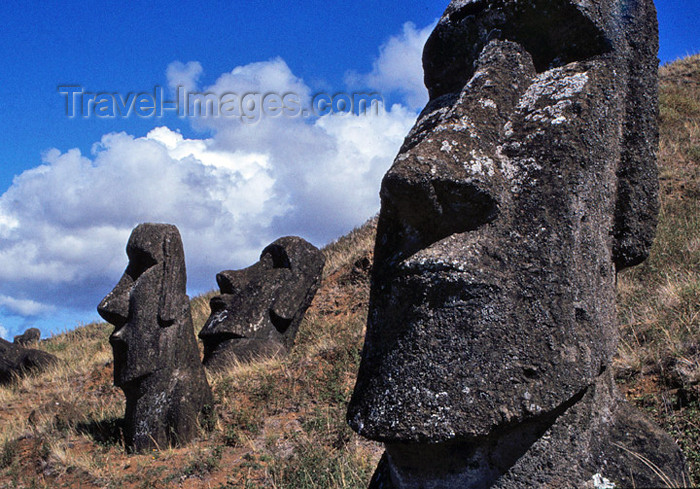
<box><xmin>269</xmin><ymin>309</ymin><xmax>293</xmax><ymax>334</ymax></box>
<box><xmin>125</xmin><ymin>248</ymin><xmax>158</xmax><ymax>281</ymax></box>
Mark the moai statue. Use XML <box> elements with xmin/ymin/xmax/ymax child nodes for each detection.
<box><xmin>98</xmin><ymin>223</ymin><xmax>213</xmax><ymax>452</ymax></box>
<box><xmin>347</xmin><ymin>0</ymin><xmax>688</xmax><ymax>487</ymax></box>
<box><xmin>199</xmin><ymin>236</ymin><xmax>325</xmax><ymax>370</ymax></box>
<box><xmin>0</xmin><ymin>337</ymin><xmax>57</xmax><ymax>384</ymax></box>
<box><xmin>13</xmin><ymin>328</ymin><xmax>41</xmax><ymax>346</ymax></box>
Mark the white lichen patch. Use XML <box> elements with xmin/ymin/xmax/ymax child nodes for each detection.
<box><xmin>250</xmin><ymin>315</ymin><xmax>266</xmax><ymax>332</ymax></box>
<box><xmin>496</xmin><ymin>148</ymin><xmax>542</xmax><ymax>194</ymax></box>
<box><xmin>435</xmin><ymin>117</ymin><xmax>479</xmax><ymax>139</ymax></box>
<box><xmin>503</xmin><ymin>121</ymin><xmax>514</xmax><ymax>137</ymax></box>
<box><xmin>591</xmin><ymin>473</ymin><xmax>615</xmax><ymax>489</ymax></box>
<box><xmin>208</xmin><ymin>310</ymin><xmax>229</xmax><ymax>327</ymax></box>
<box><xmin>479</xmin><ymin>98</ymin><xmax>497</xmax><ymax>109</ymax></box>
<box><xmin>466</xmin><ymin>69</ymin><xmax>486</xmax><ymax>90</ymax></box>
<box><xmin>400</xmin><ymin>253</ymin><xmax>478</xmax><ymax>274</ymax></box>
<box><xmin>517</xmin><ymin>70</ymin><xmax>589</xmax><ymax>112</ymax></box>
<box><xmin>135</xmin><ymin>391</ymin><xmax>168</xmax><ymax>439</ymax></box>
<box><xmin>465</xmin><ymin>150</ymin><xmax>496</xmax><ymax>177</ymax></box>
<box><xmin>416</xmin><ymin>105</ymin><xmax>451</xmax><ymax>128</ymax></box>
<box><xmin>441</xmin><ymin>140</ymin><xmax>452</xmax><ymax>153</ymax></box>
<box><xmin>525</xmin><ymin>99</ymin><xmax>574</xmax><ymax>125</ymax></box>
<box><xmin>351</xmin><ymin>414</ymin><xmax>364</xmax><ymax>433</ymax></box>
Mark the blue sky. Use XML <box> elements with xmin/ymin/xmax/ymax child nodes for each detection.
<box><xmin>0</xmin><ymin>0</ymin><xmax>696</xmax><ymax>340</ymax></box>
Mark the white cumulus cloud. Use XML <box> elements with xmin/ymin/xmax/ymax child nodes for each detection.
<box><xmin>0</xmin><ymin>46</ymin><xmax>425</xmax><ymax>337</ymax></box>
<box><xmin>166</xmin><ymin>61</ymin><xmax>203</xmax><ymax>93</ymax></box>
<box><xmin>346</xmin><ymin>21</ymin><xmax>436</xmax><ymax>110</ymax></box>
<box><xmin>0</xmin><ymin>18</ymin><xmax>441</xmax><ymax>338</ymax></box>
<box><xmin>0</xmin><ymin>295</ymin><xmax>54</xmax><ymax>317</ymax></box>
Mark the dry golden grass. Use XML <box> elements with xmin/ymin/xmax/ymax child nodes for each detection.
<box><xmin>616</xmin><ymin>53</ymin><xmax>700</xmax><ymax>484</ymax></box>
<box><xmin>320</xmin><ymin>216</ymin><xmax>377</xmax><ymax>280</ymax></box>
<box><xmin>0</xmin><ymin>218</ymin><xmax>379</xmax><ymax>489</ymax></box>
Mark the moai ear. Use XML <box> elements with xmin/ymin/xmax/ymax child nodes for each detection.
<box><xmin>261</xmin><ymin>243</ymin><xmax>291</xmax><ymax>269</ymax></box>
<box><xmin>266</xmin><ymin>238</ymin><xmax>325</xmax><ymax>339</ymax></box>
<box><xmin>612</xmin><ymin>0</ymin><xmax>660</xmax><ymax>271</ymax></box>
<box><xmin>158</xmin><ymin>228</ymin><xmax>186</xmax><ymax>325</ymax></box>
<box><xmin>263</xmin><ymin>243</ymin><xmax>295</xmax><ymax>332</ymax></box>
<box><xmin>270</xmin><ymin>273</ymin><xmax>301</xmax><ymax>332</ymax></box>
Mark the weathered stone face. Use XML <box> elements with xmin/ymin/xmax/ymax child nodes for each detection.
<box><xmin>99</xmin><ymin>224</ymin><xmax>188</xmax><ymax>386</ymax></box>
<box><xmin>97</xmin><ymin>223</ymin><xmax>213</xmax><ymax>452</ymax></box>
<box><xmin>348</xmin><ymin>0</ymin><xmax>686</xmax><ymax>486</ymax></box>
<box><xmin>353</xmin><ymin>44</ymin><xmax>624</xmax><ymax>440</ymax></box>
<box><xmin>199</xmin><ymin>236</ymin><xmax>324</xmax><ymax>369</ymax></box>
<box><xmin>347</xmin><ymin>2</ymin><xmax>637</xmax><ymax>442</ymax></box>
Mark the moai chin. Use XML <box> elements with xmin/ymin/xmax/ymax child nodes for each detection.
<box><xmin>98</xmin><ymin>223</ymin><xmax>213</xmax><ymax>452</ymax></box>
<box><xmin>347</xmin><ymin>0</ymin><xmax>688</xmax><ymax>487</ymax></box>
<box><xmin>199</xmin><ymin>236</ymin><xmax>325</xmax><ymax>370</ymax></box>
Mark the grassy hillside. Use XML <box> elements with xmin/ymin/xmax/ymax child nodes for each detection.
<box><xmin>0</xmin><ymin>217</ymin><xmax>380</xmax><ymax>489</ymax></box>
<box><xmin>615</xmin><ymin>53</ymin><xmax>700</xmax><ymax>484</ymax></box>
<box><xmin>0</xmin><ymin>54</ymin><xmax>698</xmax><ymax>488</ymax></box>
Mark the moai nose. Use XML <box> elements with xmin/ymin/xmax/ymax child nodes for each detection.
<box><xmin>380</xmin><ymin>169</ymin><xmax>499</xmax><ymax>260</ymax></box>
<box><xmin>98</xmin><ymin>290</ymin><xmax>129</xmax><ymax>327</ymax></box>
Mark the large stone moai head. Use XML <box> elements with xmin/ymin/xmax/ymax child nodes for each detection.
<box><xmin>199</xmin><ymin>236</ymin><xmax>324</xmax><ymax>370</ymax></box>
<box><xmin>98</xmin><ymin>223</ymin><xmax>213</xmax><ymax>452</ymax></box>
<box><xmin>347</xmin><ymin>0</ymin><xmax>685</xmax><ymax>487</ymax></box>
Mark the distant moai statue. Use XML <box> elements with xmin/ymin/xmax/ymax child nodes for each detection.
<box><xmin>199</xmin><ymin>236</ymin><xmax>325</xmax><ymax>370</ymax></box>
<box><xmin>13</xmin><ymin>328</ymin><xmax>41</xmax><ymax>346</ymax></box>
<box><xmin>98</xmin><ymin>223</ymin><xmax>213</xmax><ymax>452</ymax></box>
<box><xmin>347</xmin><ymin>0</ymin><xmax>689</xmax><ymax>487</ymax></box>
<box><xmin>0</xmin><ymin>337</ymin><xmax>56</xmax><ymax>384</ymax></box>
